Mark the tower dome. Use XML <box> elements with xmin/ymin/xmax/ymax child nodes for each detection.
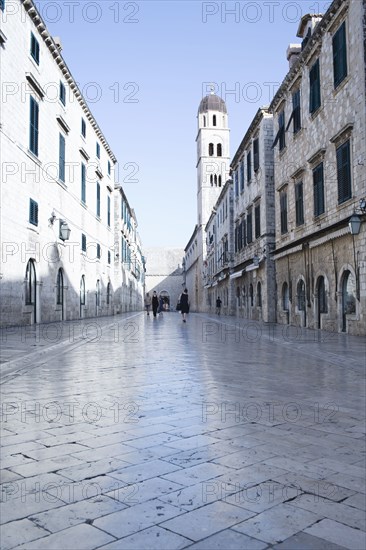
<box><xmin>198</xmin><ymin>93</ymin><xmax>227</xmax><ymax>114</ymax></box>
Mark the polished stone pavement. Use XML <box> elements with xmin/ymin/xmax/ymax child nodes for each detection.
<box><xmin>1</xmin><ymin>312</ymin><xmax>365</xmax><ymax>549</ymax></box>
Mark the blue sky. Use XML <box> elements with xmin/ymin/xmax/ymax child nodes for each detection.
<box><xmin>45</xmin><ymin>0</ymin><xmax>331</xmax><ymax>248</ymax></box>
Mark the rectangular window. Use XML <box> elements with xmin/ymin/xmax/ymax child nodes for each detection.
<box><xmin>254</xmin><ymin>204</ymin><xmax>261</xmax><ymax>238</ymax></box>
<box><xmin>295</xmin><ymin>181</ymin><xmax>304</xmax><ymax>225</ymax></box>
<box><xmin>0</xmin><ymin>0</ymin><xmax>5</xmax><ymax>11</ymax></box>
<box><xmin>240</xmin><ymin>160</ymin><xmax>245</xmax><ymax>191</ymax></box>
<box><xmin>337</xmin><ymin>140</ymin><xmax>352</xmax><ymax>204</ymax></box>
<box><xmin>30</xmin><ymin>32</ymin><xmax>40</xmax><ymax>64</ymax></box>
<box><xmin>29</xmin><ymin>199</ymin><xmax>38</xmax><ymax>226</ymax></box>
<box><xmin>29</xmin><ymin>96</ymin><xmax>39</xmax><ymax>156</ymax></box>
<box><xmin>234</xmin><ymin>170</ymin><xmax>239</xmax><ymax>197</ymax></box>
<box><xmin>333</xmin><ymin>21</ymin><xmax>347</xmax><ymax>88</ymax></box>
<box><xmin>272</xmin><ymin>110</ymin><xmax>286</xmax><ymax>149</ymax></box>
<box><xmin>108</xmin><ymin>250</ymin><xmax>111</xmax><ymax>264</ymax></box>
<box><xmin>247</xmin><ymin>150</ymin><xmax>252</xmax><ymax>183</ymax></box>
<box><xmin>81</xmin><ymin>163</ymin><xmax>86</xmax><ymax>204</ymax></box>
<box><xmin>313</xmin><ymin>162</ymin><xmax>325</xmax><ymax>217</ymax></box>
<box><xmin>242</xmin><ymin>216</ymin><xmax>246</xmax><ymax>247</ymax></box>
<box><xmin>59</xmin><ymin>134</ymin><xmax>65</xmax><ymax>182</ymax></box>
<box><xmin>278</xmin><ymin>110</ymin><xmax>285</xmax><ymax>150</ymax></box>
<box><xmin>59</xmin><ymin>81</ymin><xmax>66</xmax><ymax>106</ymax></box>
<box><xmin>81</xmin><ymin>118</ymin><xmax>86</xmax><ymax>138</ymax></box>
<box><xmin>96</xmin><ymin>142</ymin><xmax>100</xmax><ymax>159</ymax></box>
<box><xmin>292</xmin><ymin>89</ymin><xmax>301</xmax><ymax>133</ymax></box>
<box><xmin>253</xmin><ymin>138</ymin><xmax>259</xmax><ymax>172</ymax></box>
<box><xmin>96</xmin><ymin>182</ymin><xmax>101</xmax><ymax>217</ymax></box>
<box><xmin>247</xmin><ymin>210</ymin><xmax>253</xmax><ymax>243</ymax></box>
<box><xmin>81</xmin><ymin>233</ymin><xmax>86</xmax><ymax>252</ymax></box>
<box><xmin>309</xmin><ymin>59</ymin><xmax>321</xmax><ymax>113</ymax></box>
<box><xmin>108</xmin><ymin>160</ymin><xmax>111</xmax><ymax>176</ymax></box>
<box><xmin>107</xmin><ymin>196</ymin><xmax>111</xmax><ymax>227</ymax></box>
<box><xmin>280</xmin><ymin>191</ymin><xmax>288</xmax><ymax>234</ymax></box>
<box><xmin>97</xmin><ymin>244</ymin><xmax>101</xmax><ymax>259</ymax></box>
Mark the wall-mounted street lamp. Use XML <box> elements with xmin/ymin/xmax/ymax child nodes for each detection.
<box><xmin>348</xmin><ymin>198</ymin><xmax>366</xmax><ymax>235</ymax></box>
<box><xmin>49</xmin><ymin>211</ymin><xmax>71</xmax><ymax>241</ymax></box>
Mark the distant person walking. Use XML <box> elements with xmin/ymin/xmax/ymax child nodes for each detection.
<box><xmin>158</xmin><ymin>295</ymin><xmax>164</xmax><ymax>315</ymax></box>
<box><xmin>144</xmin><ymin>292</ymin><xmax>152</xmax><ymax>316</ymax></box>
<box><xmin>179</xmin><ymin>288</ymin><xmax>190</xmax><ymax>322</ymax></box>
<box><xmin>152</xmin><ymin>291</ymin><xmax>159</xmax><ymax>318</ymax></box>
<box><xmin>216</xmin><ymin>296</ymin><xmax>222</xmax><ymax>315</ymax></box>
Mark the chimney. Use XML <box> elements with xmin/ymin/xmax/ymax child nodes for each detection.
<box><xmin>297</xmin><ymin>14</ymin><xmax>323</xmax><ymax>50</ymax></box>
<box><xmin>286</xmin><ymin>44</ymin><xmax>301</xmax><ymax>69</ymax></box>
<box><xmin>53</xmin><ymin>36</ymin><xmax>63</xmax><ymax>52</ymax></box>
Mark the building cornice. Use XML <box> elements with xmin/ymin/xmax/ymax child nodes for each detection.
<box><xmin>231</xmin><ymin>107</ymin><xmax>270</xmax><ymax>167</ymax></box>
<box><xmin>22</xmin><ymin>0</ymin><xmax>117</xmax><ymax>164</ymax></box>
<box><xmin>269</xmin><ymin>0</ymin><xmax>348</xmax><ymax>113</ymax></box>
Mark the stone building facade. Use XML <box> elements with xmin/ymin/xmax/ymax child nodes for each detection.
<box><xmin>230</xmin><ymin>108</ymin><xmax>276</xmax><ymax>322</ymax></box>
<box><xmin>270</xmin><ymin>0</ymin><xmax>366</xmax><ymax>335</ymax></box>
<box><xmin>0</xmin><ymin>0</ymin><xmax>144</xmax><ymax>327</ymax></box>
<box><xmin>114</xmin><ymin>189</ymin><xmax>144</xmax><ymax>314</ymax></box>
<box><xmin>204</xmin><ymin>180</ymin><xmax>234</xmax><ymax>315</ymax></box>
<box><xmin>184</xmin><ymin>92</ymin><xmax>230</xmax><ymax>312</ymax></box>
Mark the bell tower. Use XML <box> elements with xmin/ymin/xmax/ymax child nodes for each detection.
<box><xmin>196</xmin><ymin>90</ymin><xmax>230</xmax><ymax>237</ymax></box>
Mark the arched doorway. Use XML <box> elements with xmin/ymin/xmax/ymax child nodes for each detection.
<box><xmin>316</xmin><ymin>276</ymin><xmax>327</xmax><ymax>329</ymax></box>
<box><xmin>56</xmin><ymin>268</ymin><xmax>65</xmax><ymax>320</ymax></box>
<box><xmin>341</xmin><ymin>270</ymin><xmax>356</xmax><ymax>332</ymax></box>
<box><xmin>25</xmin><ymin>259</ymin><xmax>37</xmax><ymax>324</ymax></box>
<box><xmin>297</xmin><ymin>279</ymin><xmax>306</xmax><ymax>327</ymax></box>
<box><xmin>282</xmin><ymin>282</ymin><xmax>289</xmax><ymax>324</ymax></box>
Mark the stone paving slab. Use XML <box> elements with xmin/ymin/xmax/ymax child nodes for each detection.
<box><xmin>304</xmin><ymin>518</ymin><xmax>366</xmax><ymax>550</ymax></box>
<box><xmin>0</xmin><ymin>312</ymin><xmax>365</xmax><ymax>549</ymax></box>
<box><xmin>185</xmin><ymin>528</ymin><xmax>268</xmax><ymax>549</ymax></box>
<box><xmin>97</xmin><ymin>526</ymin><xmax>192</xmax><ymax>550</ymax></box>
<box><xmin>231</xmin><ymin>503</ymin><xmax>321</xmax><ymax>544</ymax></box>
<box><xmin>0</xmin><ymin>518</ymin><xmax>49</xmax><ymax>550</ymax></box>
<box><xmin>161</xmin><ymin>501</ymin><xmax>255</xmax><ymax>541</ymax></box>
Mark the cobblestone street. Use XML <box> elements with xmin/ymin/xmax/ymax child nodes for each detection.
<box><xmin>1</xmin><ymin>312</ymin><xmax>365</xmax><ymax>549</ymax></box>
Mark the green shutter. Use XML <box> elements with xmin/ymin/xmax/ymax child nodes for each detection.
<box><xmin>59</xmin><ymin>134</ymin><xmax>65</xmax><ymax>182</ymax></box>
<box><xmin>333</xmin><ymin>22</ymin><xmax>347</xmax><ymax>88</ymax></box>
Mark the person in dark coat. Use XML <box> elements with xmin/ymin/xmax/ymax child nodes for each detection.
<box><xmin>179</xmin><ymin>288</ymin><xmax>190</xmax><ymax>322</ymax></box>
<box><xmin>152</xmin><ymin>291</ymin><xmax>159</xmax><ymax>318</ymax></box>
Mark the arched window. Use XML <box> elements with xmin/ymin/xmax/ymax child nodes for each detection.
<box><xmin>209</xmin><ymin>143</ymin><xmax>214</xmax><ymax>156</ymax></box>
<box><xmin>210</xmin><ymin>174</ymin><xmax>213</xmax><ymax>186</ymax></box>
<box><xmin>56</xmin><ymin>268</ymin><xmax>64</xmax><ymax>305</ymax></box>
<box><xmin>25</xmin><ymin>259</ymin><xmax>36</xmax><ymax>305</ymax></box>
<box><xmin>282</xmin><ymin>282</ymin><xmax>289</xmax><ymax>311</ymax></box>
<box><xmin>106</xmin><ymin>282</ymin><xmax>111</xmax><ymax>305</ymax></box>
<box><xmin>80</xmin><ymin>275</ymin><xmax>86</xmax><ymax>306</ymax></box>
<box><xmin>218</xmin><ymin>175</ymin><xmax>222</xmax><ymax>187</ymax></box>
<box><xmin>213</xmin><ymin>115</ymin><xmax>217</xmax><ymax>126</ymax></box>
<box><xmin>242</xmin><ymin>286</ymin><xmax>246</xmax><ymax>305</ymax></box>
<box><xmin>236</xmin><ymin>286</ymin><xmax>241</xmax><ymax>307</ymax></box>
<box><xmin>96</xmin><ymin>280</ymin><xmax>101</xmax><ymax>307</ymax></box>
<box><xmin>214</xmin><ymin>174</ymin><xmax>217</xmax><ymax>186</ymax></box>
<box><xmin>297</xmin><ymin>280</ymin><xmax>305</xmax><ymax>311</ymax></box>
<box><xmin>203</xmin><ymin>115</ymin><xmax>206</xmax><ymax>127</ymax></box>
<box><xmin>249</xmin><ymin>284</ymin><xmax>254</xmax><ymax>307</ymax></box>
<box><xmin>217</xmin><ymin>143</ymin><xmax>222</xmax><ymax>157</ymax></box>
<box><xmin>257</xmin><ymin>281</ymin><xmax>262</xmax><ymax>307</ymax></box>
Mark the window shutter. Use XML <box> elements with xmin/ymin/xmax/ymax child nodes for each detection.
<box><xmin>333</xmin><ymin>22</ymin><xmax>347</xmax><ymax>87</ymax></box>
<box><xmin>29</xmin><ymin>199</ymin><xmax>38</xmax><ymax>226</ymax></box>
<box><xmin>30</xmin><ymin>97</ymin><xmax>39</xmax><ymax>156</ymax></box>
<box><xmin>337</xmin><ymin>141</ymin><xmax>351</xmax><ymax>203</ymax></box>
<box><xmin>253</xmin><ymin>139</ymin><xmax>259</xmax><ymax>171</ymax></box>
<box><xmin>59</xmin><ymin>134</ymin><xmax>65</xmax><ymax>182</ymax></box>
